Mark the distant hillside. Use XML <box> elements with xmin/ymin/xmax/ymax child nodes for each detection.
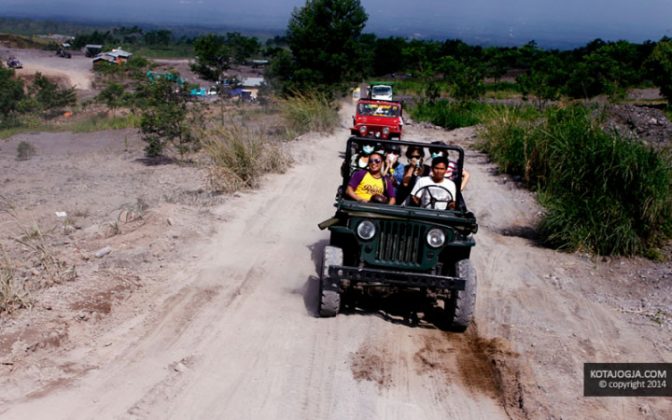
<box><xmin>0</xmin><ymin>16</ymin><xmax>282</xmax><ymax>42</ymax></box>
<box><xmin>0</xmin><ymin>32</ymin><xmax>52</xmax><ymax>49</ymax></box>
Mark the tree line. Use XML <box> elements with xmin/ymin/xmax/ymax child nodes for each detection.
<box><xmin>266</xmin><ymin>0</ymin><xmax>672</xmax><ymax>104</ymax></box>
<box><xmin>4</xmin><ymin>6</ymin><xmax>672</xmax><ymax>103</ymax></box>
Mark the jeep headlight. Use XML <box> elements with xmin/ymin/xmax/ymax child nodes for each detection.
<box><xmin>356</xmin><ymin>220</ymin><xmax>376</xmax><ymax>240</ymax></box>
<box><xmin>382</xmin><ymin>126</ymin><xmax>390</xmax><ymax>135</ymax></box>
<box><xmin>359</xmin><ymin>125</ymin><xmax>367</xmax><ymax>135</ymax></box>
<box><xmin>426</xmin><ymin>228</ymin><xmax>445</xmax><ymax>248</ymax></box>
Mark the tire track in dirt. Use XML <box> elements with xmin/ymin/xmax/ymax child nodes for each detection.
<box><xmin>349</xmin><ymin>324</ymin><xmax>527</xmax><ymax>419</ymax></box>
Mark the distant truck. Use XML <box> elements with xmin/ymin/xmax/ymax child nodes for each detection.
<box><xmin>368</xmin><ymin>83</ymin><xmax>393</xmax><ymax>101</ymax></box>
<box><xmin>351</xmin><ymin>98</ymin><xmax>403</xmax><ymax>140</ymax></box>
<box><xmin>6</xmin><ymin>56</ymin><xmax>22</xmax><ymax>69</ymax></box>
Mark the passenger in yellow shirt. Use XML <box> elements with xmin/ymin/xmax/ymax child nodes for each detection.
<box><xmin>345</xmin><ymin>152</ymin><xmax>396</xmax><ymax>204</ymax></box>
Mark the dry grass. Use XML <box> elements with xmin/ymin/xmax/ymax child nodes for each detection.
<box><xmin>0</xmin><ymin>245</ymin><xmax>31</xmax><ymax>313</ymax></box>
<box><xmin>1</xmin><ymin>195</ymin><xmax>77</xmax><ymax>296</ymax></box>
<box><xmin>102</xmin><ymin>220</ymin><xmax>122</xmax><ymax>238</ymax></box>
<box><xmin>13</xmin><ymin>223</ymin><xmax>77</xmax><ymax>284</ymax></box>
<box><xmin>277</xmin><ymin>92</ymin><xmax>339</xmax><ymax>137</ymax></box>
<box><xmin>202</xmin><ymin>124</ymin><xmax>293</xmax><ymax>194</ymax></box>
<box><xmin>118</xmin><ymin>198</ymin><xmax>148</xmax><ymax>223</ymax></box>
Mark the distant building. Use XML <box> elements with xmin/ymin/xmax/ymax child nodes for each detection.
<box><xmin>92</xmin><ymin>48</ymin><xmax>133</xmax><ymax>67</ymax></box>
<box><xmin>249</xmin><ymin>59</ymin><xmax>269</xmax><ymax>68</ymax></box>
<box><xmin>241</xmin><ymin>77</ymin><xmax>264</xmax><ymax>88</ymax></box>
<box><xmin>239</xmin><ymin>77</ymin><xmax>265</xmax><ymax>101</ymax></box>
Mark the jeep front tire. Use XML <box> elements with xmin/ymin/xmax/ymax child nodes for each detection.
<box><xmin>318</xmin><ymin>245</ymin><xmax>343</xmax><ymax>317</ymax></box>
<box><xmin>445</xmin><ymin>259</ymin><xmax>477</xmax><ymax>331</ymax></box>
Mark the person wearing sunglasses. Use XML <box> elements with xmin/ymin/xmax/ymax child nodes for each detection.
<box><xmin>346</xmin><ymin>152</ymin><xmax>396</xmax><ymax>204</ymax></box>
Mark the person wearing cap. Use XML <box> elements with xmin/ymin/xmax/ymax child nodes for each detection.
<box><xmin>346</xmin><ymin>151</ymin><xmax>396</xmax><ymax>204</ymax></box>
<box><xmin>411</xmin><ymin>156</ymin><xmax>457</xmax><ymax>210</ymax></box>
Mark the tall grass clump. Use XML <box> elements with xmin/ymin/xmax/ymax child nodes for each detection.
<box><xmin>477</xmin><ymin>106</ymin><xmax>545</xmax><ymax>184</ymax></box>
<box><xmin>202</xmin><ymin>125</ymin><xmax>293</xmax><ymax>193</ymax></box>
<box><xmin>0</xmin><ymin>246</ymin><xmax>30</xmax><ymax>313</ymax></box>
<box><xmin>411</xmin><ymin>100</ymin><xmax>495</xmax><ymax>129</ymax></box>
<box><xmin>278</xmin><ymin>92</ymin><xmax>339</xmax><ymax>136</ymax></box>
<box><xmin>479</xmin><ymin>105</ymin><xmax>672</xmax><ymax>256</ymax></box>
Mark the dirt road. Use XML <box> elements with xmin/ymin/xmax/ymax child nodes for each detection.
<box><xmin>1</xmin><ymin>102</ymin><xmax>671</xmax><ymax>419</ymax></box>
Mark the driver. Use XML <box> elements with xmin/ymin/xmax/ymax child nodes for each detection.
<box><xmin>410</xmin><ymin>156</ymin><xmax>456</xmax><ymax>210</ymax></box>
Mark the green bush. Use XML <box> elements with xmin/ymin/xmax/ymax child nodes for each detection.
<box><xmin>411</xmin><ymin>100</ymin><xmax>495</xmax><ymax>129</ymax></box>
<box><xmin>479</xmin><ymin>105</ymin><xmax>672</xmax><ymax>256</ymax></box>
<box><xmin>476</xmin><ymin>106</ymin><xmax>545</xmax><ymax>183</ymax></box>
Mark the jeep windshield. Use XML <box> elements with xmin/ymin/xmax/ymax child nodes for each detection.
<box><xmin>371</xmin><ymin>85</ymin><xmax>392</xmax><ymax>100</ymax></box>
<box><xmin>357</xmin><ymin>101</ymin><xmax>401</xmax><ymax>118</ymax></box>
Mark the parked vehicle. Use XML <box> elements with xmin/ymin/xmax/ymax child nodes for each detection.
<box><xmin>84</xmin><ymin>44</ymin><xmax>103</xmax><ymax>58</ymax></box>
<box><xmin>317</xmin><ymin>138</ymin><xmax>478</xmax><ymax>331</ymax></box>
<box><xmin>6</xmin><ymin>56</ymin><xmax>22</xmax><ymax>69</ymax></box>
<box><xmin>190</xmin><ymin>87</ymin><xmax>208</xmax><ymax>97</ymax></box>
<box><xmin>351</xmin><ymin>99</ymin><xmax>403</xmax><ymax>140</ymax></box>
<box><xmin>56</xmin><ymin>48</ymin><xmax>72</xmax><ymax>59</ymax></box>
<box><xmin>369</xmin><ymin>83</ymin><xmax>393</xmax><ymax>101</ymax></box>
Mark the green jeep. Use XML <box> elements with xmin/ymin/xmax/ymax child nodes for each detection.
<box><xmin>317</xmin><ymin>137</ymin><xmax>478</xmax><ymax>331</ymax></box>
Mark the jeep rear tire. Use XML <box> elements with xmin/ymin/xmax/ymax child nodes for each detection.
<box><xmin>445</xmin><ymin>259</ymin><xmax>477</xmax><ymax>332</ymax></box>
<box><xmin>318</xmin><ymin>245</ymin><xmax>343</xmax><ymax>317</ymax></box>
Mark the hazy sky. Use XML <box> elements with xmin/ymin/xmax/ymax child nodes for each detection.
<box><xmin>1</xmin><ymin>0</ymin><xmax>671</xmax><ymax>46</ymax></box>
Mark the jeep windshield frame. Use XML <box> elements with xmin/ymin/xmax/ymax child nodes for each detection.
<box><xmin>339</xmin><ymin>137</ymin><xmax>472</xmax><ymax>219</ymax></box>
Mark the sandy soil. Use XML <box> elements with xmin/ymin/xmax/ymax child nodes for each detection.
<box><xmin>1</xmin><ymin>47</ymin><xmax>95</xmax><ymax>91</ymax></box>
<box><xmin>1</xmin><ymin>95</ymin><xmax>671</xmax><ymax>418</ymax></box>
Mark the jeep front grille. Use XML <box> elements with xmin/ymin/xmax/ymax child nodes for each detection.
<box><xmin>376</xmin><ymin>221</ymin><xmax>425</xmax><ymax>265</ymax></box>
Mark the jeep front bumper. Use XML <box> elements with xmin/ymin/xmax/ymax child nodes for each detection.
<box><xmin>327</xmin><ymin>265</ymin><xmax>465</xmax><ymax>290</ymax></box>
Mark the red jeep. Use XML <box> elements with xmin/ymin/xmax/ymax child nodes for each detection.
<box><xmin>351</xmin><ymin>99</ymin><xmax>403</xmax><ymax>140</ymax></box>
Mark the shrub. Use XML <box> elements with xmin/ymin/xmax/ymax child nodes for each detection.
<box><xmin>16</xmin><ymin>141</ymin><xmax>36</xmax><ymax>160</ymax></box>
<box><xmin>476</xmin><ymin>106</ymin><xmax>545</xmax><ymax>183</ymax></box>
<box><xmin>137</xmin><ymin>76</ymin><xmax>201</xmax><ymax>158</ymax></box>
<box><xmin>479</xmin><ymin>105</ymin><xmax>672</xmax><ymax>256</ymax></box>
<box><xmin>202</xmin><ymin>125</ymin><xmax>293</xmax><ymax>193</ymax></box>
<box><xmin>28</xmin><ymin>73</ymin><xmax>76</xmax><ymax>115</ymax></box>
